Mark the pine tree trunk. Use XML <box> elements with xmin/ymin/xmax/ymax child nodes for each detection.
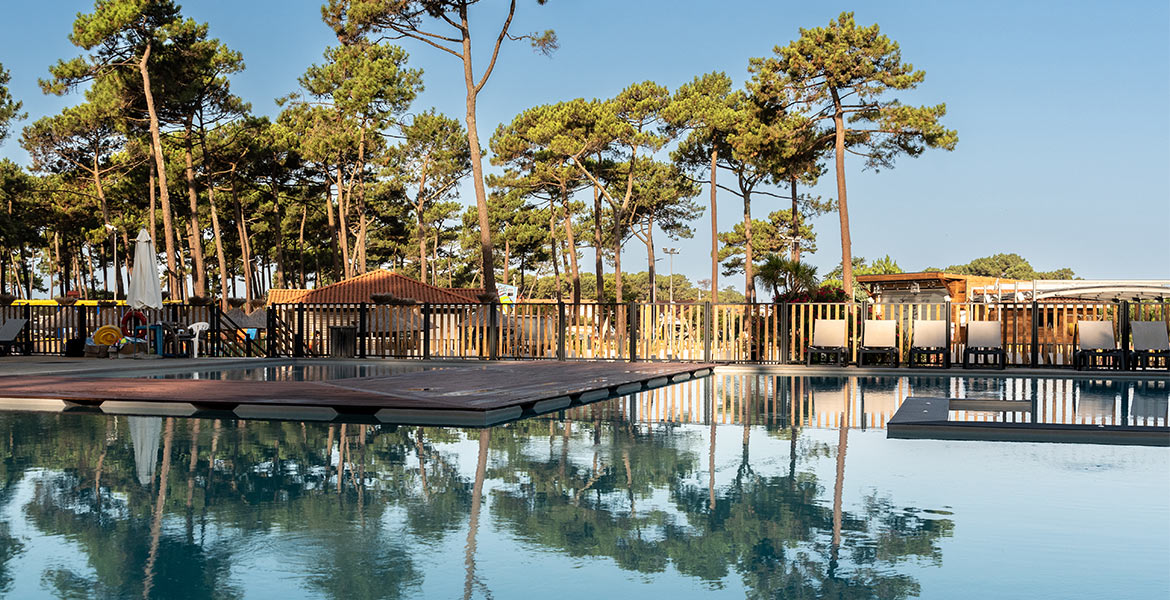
<box><xmin>830</xmin><ymin>88</ymin><xmax>853</xmax><ymax>303</ymax></box>
<box><xmin>646</xmin><ymin>225</ymin><xmax>657</xmax><ymax>304</ymax></box>
<box><xmin>561</xmin><ymin>186</ymin><xmax>581</xmax><ymax>304</ymax></box>
<box><xmin>790</xmin><ymin>176</ymin><xmax>800</xmax><ymax>262</ymax></box>
<box><xmin>91</xmin><ymin>155</ymin><xmax>115</xmax><ymax>297</ymax></box>
<box><xmin>323</xmin><ymin>168</ymin><xmax>340</xmax><ymax>283</ymax></box>
<box><xmin>149</xmin><ymin>153</ymin><xmax>157</xmax><ymax>244</ymax></box>
<box><xmin>198</xmin><ymin>134</ymin><xmax>229</xmax><ymax>309</ymax></box>
<box><xmin>183</xmin><ymin>121</ymin><xmax>206</xmax><ymax>297</ymax></box>
<box><xmin>298</xmin><ymin>205</ymin><xmax>307</xmax><ymax>288</ymax></box>
<box><xmin>593</xmin><ymin>178</ymin><xmax>604</xmax><ymax>302</ymax></box>
<box><xmin>549</xmin><ymin>209</ymin><xmax>562</xmax><ymax>302</ymax></box>
<box><xmin>710</xmin><ymin>148</ymin><xmax>719</xmax><ymax>303</ymax></box>
<box><xmin>274</xmin><ymin>206</ymin><xmax>287</xmax><ymax>288</ymax></box>
<box><xmin>460</xmin><ymin>49</ymin><xmax>497</xmax><ymax>298</ymax></box>
<box><xmin>119</xmin><ymin>229</ymin><xmax>130</xmax><ymax>299</ymax></box>
<box><xmin>503</xmin><ymin>238</ymin><xmax>510</xmax><ymax>286</ymax></box>
<box><xmin>741</xmin><ymin>177</ymin><xmax>755</xmax><ymax>303</ymax></box>
<box><xmin>138</xmin><ymin>42</ymin><xmax>178</xmax><ymax>299</ymax></box>
<box><xmin>232</xmin><ymin>177</ymin><xmax>254</xmax><ymax>306</ymax></box>
<box><xmin>612</xmin><ymin>211</ymin><xmax>623</xmax><ymax>304</ymax></box>
<box><xmin>335</xmin><ymin>165</ymin><xmax>352</xmax><ymax>279</ymax></box>
<box><xmin>418</xmin><ymin>211</ymin><xmax>428</xmax><ymax>284</ymax></box>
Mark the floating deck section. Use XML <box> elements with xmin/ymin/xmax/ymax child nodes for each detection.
<box><xmin>0</xmin><ymin>361</ymin><xmax>713</xmax><ymax>427</ymax></box>
<box><xmin>888</xmin><ymin>396</ymin><xmax>1170</xmax><ymax>447</ymax></box>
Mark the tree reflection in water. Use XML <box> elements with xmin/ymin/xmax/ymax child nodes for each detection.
<box><xmin>0</xmin><ymin>396</ymin><xmax>953</xmax><ymax>599</ymax></box>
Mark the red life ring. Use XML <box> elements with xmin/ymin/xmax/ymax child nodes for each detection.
<box><xmin>121</xmin><ymin>310</ymin><xmax>147</xmax><ymax>337</ymax></box>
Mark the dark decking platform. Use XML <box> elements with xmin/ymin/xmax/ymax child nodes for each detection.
<box><xmin>0</xmin><ymin>361</ymin><xmax>712</xmax><ymax>426</ymax></box>
<box><xmin>888</xmin><ymin>396</ymin><xmax>1170</xmax><ymax>446</ymax></box>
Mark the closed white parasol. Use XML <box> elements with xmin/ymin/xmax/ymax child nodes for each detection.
<box><xmin>127</xmin><ymin>229</ymin><xmax>163</xmax><ymax>310</ymax></box>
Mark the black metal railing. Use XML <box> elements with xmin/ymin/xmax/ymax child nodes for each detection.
<box><xmin>2</xmin><ymin>300</ymin><xmax>1167</xmax><ymax>369</ymax></box>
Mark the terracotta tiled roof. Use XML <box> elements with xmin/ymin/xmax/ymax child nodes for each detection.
<box><xmin>268</xmin><ymin>289</ymin><xmax>310</xmax><ymax>304</ymax></box>
<box><xmin>444</xmin><ymin>287</ymin><xmax>484</xmax><ymax>301</ymax></box>
<box><xmin>267</xmin><ymin>270</ymin><xmax>476</xmax><ymax>305</ymax></box>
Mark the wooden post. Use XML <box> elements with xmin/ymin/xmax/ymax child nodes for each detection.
<box><xmin>557</xmin><ymin>302</ymin><xmax>566</xmax><ymax>361</ymax></box>
<box><xmin>779</xmin><ymin>303</ymin><xmax>790</xmax><ymax>365</ymax></box>
<box><xmin>489</xmin><ymin>302</ymin><xmax>499</xmax><ymax>360</ymax></box>
<box><xmin>422</xmin><ymin>303</ymin><xmax>431</xmax><ymax>360</ymax></box>
<box><xmin>1030</xmin><ymin>300</ymin><xmax>1039</xmax><ymax>367</ymax></box>
<box><xmin>21</xmin><ymin>303</ymin><xmax>32</xmax><ymax>355</ymax></box>
<box><xmin>78</xmin><ymin>306</ymin><xmax>87</xmax><ymax>350</ymax></box>
<box><xmin>266</xmin><ymin>306</ymin><xmax>276</xmax><ymax>358</ymax></box>
<box><xmin>703</xmin><ymin>301</ymin><xmax>713</xmax><ymax>363</ymax></box>
<box><xmin>627</xmin><ymin>300</ymin><xmax>637</xmax><ymax>363</ymax></box>
<box><xmin>211</xmin><ymin>305</ymin><xmax>222</xmax><ymax>357</ymax></box>
<box><xmin>1119</xmin><ymin>300</ymin><xmax>1129</xmax><ymax>371</ymax></box>
<box><xmin>944</xmin><ymin>299</ymin><xmax>952</xmax><ymax>368</ymax></box>
<box><xmin>294</xmin><ymin>304</ymin><xmax>305</xmax><ymax>358</ymax></box>
<box><xmin>358</xmin><ymin>302</ymin><xmax>368</xmax><ymax>359</ymax></box>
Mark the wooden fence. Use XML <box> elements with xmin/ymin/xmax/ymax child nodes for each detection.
<box><xmin>3</xmin><ymin>300</ymin><xmax>1167</xmax><ymax>368</ymax></box>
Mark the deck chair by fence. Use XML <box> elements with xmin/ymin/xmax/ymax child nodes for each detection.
<box><xmin>806</xmin><ymin>319</ymin><xmax>848</xmax><ymax>366</ymax></box>
<box><xmin>1129</xmin><ymin>321</ymin><xmax>1169</xmax><ymax>370</ymax></box>
<box><xmin>963</xmin><ymin>321</ymin><xmax>1005</xmax><ymax>369</ymax></box>
<box><xmin>0</xmin><ymin>318</ymin><xmax>30</xmax><ymax>356</ymax></box>
<box><xmin>1075</xmin><ymin>320</ymin><xmax>1124</xmax><ymax>370</ymax></box>
<box><xmin>909</xmin><ymin>320</ymin><xmax>949</xmax><ymax>368</ymax></box>
<box><xmin>858</xmin><ymin>320</ymin><xmax>898</xmax><ymax>367</ymax></box>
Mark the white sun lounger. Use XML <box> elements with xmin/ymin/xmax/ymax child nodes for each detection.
<box><xmin>1075</xmin><ymin>320</ymin><xmax>1123</xmax><ymax>370</ymax></box>
<box><xmin>963</xmin><ymin>321</ymin><xmax>1005</xmax><ymax>369</ymax></box>
<box><xmin>858</xmin><ymin>320</ymin><xmax>898</xmax><ymax>367</ymax></box>
<box><xmin>1130</xmin><ymin>321</ymin><xmax>1169</xmax><ymax>370</ymax></box>
<box><xmin>0</xmin><ymin>318</ymin><xmax>29</xmax><ymax>356</ymax></box>
<box><xmin>806</xmin><ymin>319</ymin><xmax>848</xmax><ymax>366</ymax></box>
<box><xmin>909</xmin><ymin>320</ymin><xmax>948</xmax><ymax>368</ymax></box>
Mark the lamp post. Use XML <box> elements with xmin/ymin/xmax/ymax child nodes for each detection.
<box><xmin>662</xmin><ymin>248</ymin><xmax>680</xmax><ymax>303</ymax></box>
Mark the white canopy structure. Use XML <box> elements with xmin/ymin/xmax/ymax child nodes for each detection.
<box><xmin>127</xmin><ymin>229</ymin><xmax>163</xmax><ymax>310</ymax></box>
<box><xmin>968</xmin><ymin>280</ymin><xmax>1170</xmax><ymax>302</ymax></box>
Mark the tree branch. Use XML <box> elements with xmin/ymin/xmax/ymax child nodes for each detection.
<box><xmin>475</xmin><ymin>0</ymin><xmax>517</xmax><ymax>94</ymax></box>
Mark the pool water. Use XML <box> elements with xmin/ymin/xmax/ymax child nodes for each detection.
<box><xmin>0</xmin><ymin>374</ymin><xmax>1166</xmax><ymax>598</ymax></box>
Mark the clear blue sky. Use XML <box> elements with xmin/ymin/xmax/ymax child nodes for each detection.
<box><xmin>1</xmin><ymin>0</ymin><xmax>1167</xmax><ymax>283</ymax></box>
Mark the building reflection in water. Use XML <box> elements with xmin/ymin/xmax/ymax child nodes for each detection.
<box><xmin>562</xmin><ymin>374</ymin><xmax>1169</xmax><ymax>429</ymax></box>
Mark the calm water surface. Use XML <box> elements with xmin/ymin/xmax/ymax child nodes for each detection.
<box><xmin>0</xmin><ymin>376</ymin><xmax>1166</xmax><ymax>599</ymax></box>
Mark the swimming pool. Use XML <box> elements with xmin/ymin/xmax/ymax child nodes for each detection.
<box><xmin>0</xmin><ymin>369</ymin><xmax>1165</xmax><ymax>598</ymax></box>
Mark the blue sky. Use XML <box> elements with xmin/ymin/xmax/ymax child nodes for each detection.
<box><xmin>1</xmin><ymin>0</ymin><xmax>1167</xmax><ymax>283</ymax></box>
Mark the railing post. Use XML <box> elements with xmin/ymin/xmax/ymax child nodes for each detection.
<box><xmin>358</xmin><ymin>302</ymin><xmax>368</xmax><ymax>359</ymax></box>
<box><xmin>1119</xmin><ymin>300</ymin><xmax>1130</xmax><ymax>370</ymax></box>
<box><xmin>22</xmin><ymin>303</ymin><xmax>32</xmax><ymax>355</ymax></box>
<box><xmin>1030</xmin><ymin>300</ymin><xmax>1039</xmax><ymax>367</ymax></box>
<box><xmin>944</xmin><ymin>299</ymin><xmax>953</xmax><ymax>368</ymax></box>
<box><xmin>266</xmin><ymin>306</ymin><xmax>276</xmax><ymax>357</ymax></box>
<box><xmin>703</xmin><ymin>301</ymin><xmax>713</xmax><ymax>363</ymax></box>
<box><xmin>212</xmin><ymin>305</ymin><xmax>222</xmax><ymax>357</ymax></box>
<box><xmin>78</xmin><ymin>306</ymin><xmax>87</xmax><ymax>350</ymax></box>
<box><xmin>627</xmin><ymin>300</ymin><xmax>637</xmax><ymax>363</ymax></box>
<box><xmin>557</xmin><ymin>301</ymin><xmax>566</xmax><ymax>361</ymax></box>
<box><xmin>294</xmin><ymin>304</ymin><xmax>305</xmax><ymax>358</ymax></box>
<box><xmin>422</xmin><ymin>303</ymin><xmax>431</xmax><ymax>360</ymax></box>
<box><xmin>779</xmin><ymin>302</ymin><xmax>790</xmax><ymax>364</ymax></box>
<box><xmin>489</xmin><ymin>302</ymin><xmax>499</xmax><ymax>360</ymax></box>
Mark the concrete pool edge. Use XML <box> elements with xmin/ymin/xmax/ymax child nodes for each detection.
<box><xmin>888</xmin><ymin>396</ymin><xmax>1170</xmax><ymax>447</ymax></box>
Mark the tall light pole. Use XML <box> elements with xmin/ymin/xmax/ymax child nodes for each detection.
<box><xmin>662</xmin><ymin>248</ymin><xmax>680</xmax><ymax>303</ymax></box>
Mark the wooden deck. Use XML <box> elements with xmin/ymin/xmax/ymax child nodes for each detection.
<box><xmin>0</xmin><ymin>361</ymin><xmax>713</xmax><ymax>426</ymax></box>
